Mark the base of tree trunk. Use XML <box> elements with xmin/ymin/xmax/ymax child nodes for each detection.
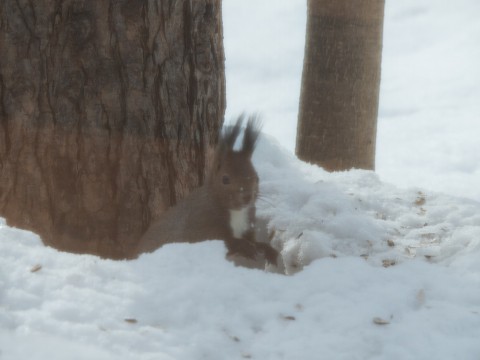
<box><xmin>0</xmin><ymin>0</ymin><xmax>225</xmax><ymax>259</ymax></box>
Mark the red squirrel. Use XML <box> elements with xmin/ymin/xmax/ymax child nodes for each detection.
<box><xmin>135</xmin><ymin>115</ymin><xmax>278</xmax><ymax>266</ymax></box>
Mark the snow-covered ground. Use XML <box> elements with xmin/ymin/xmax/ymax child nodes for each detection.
<box><xmin>2</xmin><ymin>137</ymin><xmax>480</xmax><ymax>359</ymax></box>
<box><xmin>2</xmin><ymin>1</ymin><xmax>480</xmax><ymax>359</ymax></box>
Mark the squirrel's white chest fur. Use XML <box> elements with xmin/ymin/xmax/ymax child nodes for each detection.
<box><xmin>229</xmin><ymin>207</ymin><xmax>250</xmax><ymax>238</ymax></box>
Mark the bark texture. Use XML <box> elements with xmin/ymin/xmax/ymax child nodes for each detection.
<box><xmin>296</xmin><ymin>0</ymin><xmax>384</xmax><ymax>171</ymax></box>
<box><xmin>0</xmin><ymin>0</ymin><xmax>225</xmax><ymax>259</ymax></box>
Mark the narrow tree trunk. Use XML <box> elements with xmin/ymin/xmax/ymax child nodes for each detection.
<box><xmin>0</xmin><ymin>0</ymin><xmax>225</xmax><ymax>259</ymax></box>
<box><xmin>296</xmin><ymin>0</ymin><xmax>384</xmax><ymax>171</ymax></box>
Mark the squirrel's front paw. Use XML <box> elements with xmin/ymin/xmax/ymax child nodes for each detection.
<box><xmin>256</xmin><ymin>243</ymin><xmax>279</xmax><ymax>266</ymax></box>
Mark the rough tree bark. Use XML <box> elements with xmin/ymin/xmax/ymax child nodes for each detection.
<box><xmin>296</xmin><ymin>0</ymin><xmax>384</xmax><ymax>171</ymax></box>
<box><xmin>0</xmin><ymin>0</ymin><xmax>225</xmax><ymax>259</ymax></box>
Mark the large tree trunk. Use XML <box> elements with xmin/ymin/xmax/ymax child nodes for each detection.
<box><xmin>296</xmin><ymin>0</ymin><xmax>384</xmax><ymax>171</ymax></box>
<box><xmin>0</xmin><ymin>0</ymin><xmax>225</xmax><ymax>259</ymax></box>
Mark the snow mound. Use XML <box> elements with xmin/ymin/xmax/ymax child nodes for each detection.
<box><xmin>254</xmin><ymin>136</ymin><xmax>480</xmax><ymax>274</ymax></box>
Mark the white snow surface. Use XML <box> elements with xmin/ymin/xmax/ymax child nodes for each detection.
<box><xmin>2</xmin><ymin>1</ymin><xmax>480</xmax><ymax>359</ymax></box>
<box><xmin>2</xmin><ymin>136</ymin><xmax>480</xmax><ymax>359</ymax></box>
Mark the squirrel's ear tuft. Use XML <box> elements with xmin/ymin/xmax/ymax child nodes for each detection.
<box><xmin>212</xmin><ymin>114</ymin><xmax>245</xmax><ymax>173</ymax></box>
<box><xmin>242</xmin><ymin>114</ymin><xmax>262</xmax><ymax>156</ymax></box>
<box><xmin>221</xmin><ymin>114</ymin><xmax>245</xmax><ymax>150</ymax></box>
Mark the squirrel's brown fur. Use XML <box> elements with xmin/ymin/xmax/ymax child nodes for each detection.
<box><xmin>135</xmin><ymin>114</ymin><xmax>278</xmax><ymax>266</ymax></box>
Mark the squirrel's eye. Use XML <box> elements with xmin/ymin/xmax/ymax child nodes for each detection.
<box><xmin>222</xmin><ymin>175</ymin><xmax>230</xmax><ymax>185</ymax></box>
